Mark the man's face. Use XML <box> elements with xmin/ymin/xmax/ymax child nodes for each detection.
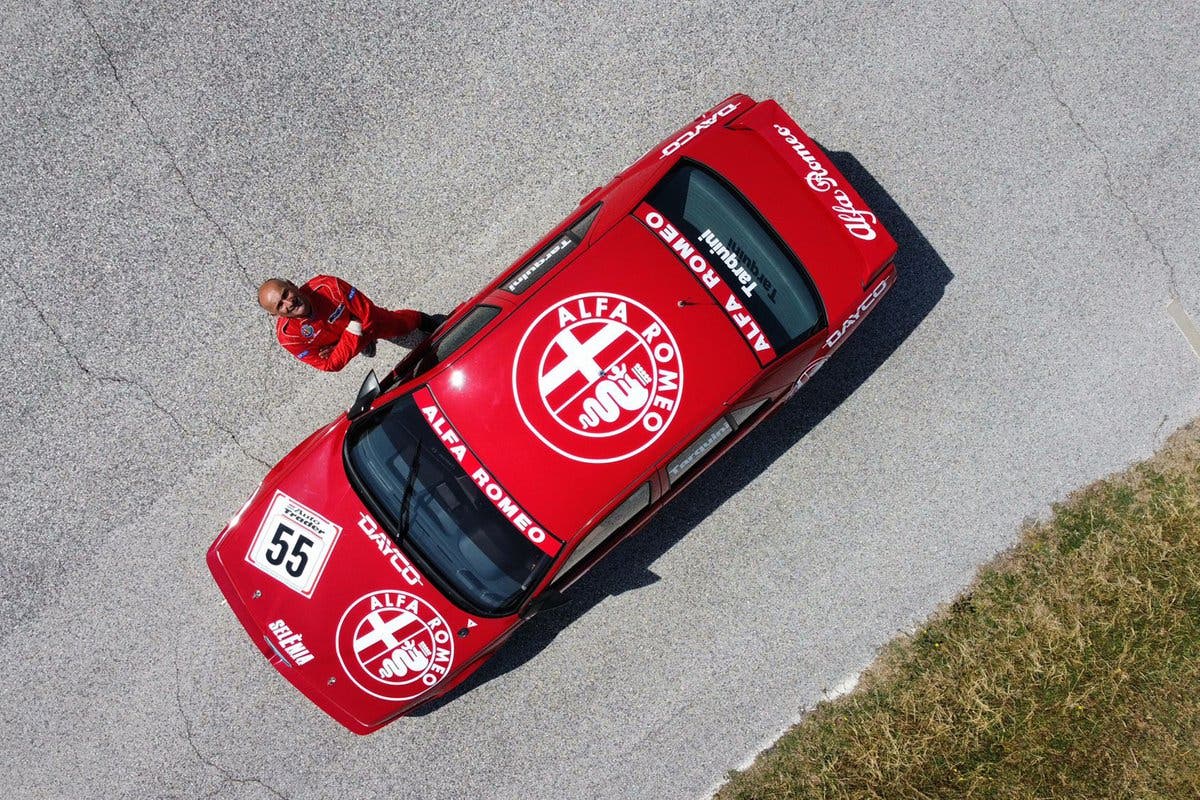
<box><xmin>262</xmin><ymin>280</ymin><xmax>311</xmax><ymax>318</ymax></box>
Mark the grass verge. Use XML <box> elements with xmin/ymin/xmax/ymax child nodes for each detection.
<box><xmin>717</xmin><ymin>421</ymin><xmax>1200</xmax><ymax>800</ymax></box>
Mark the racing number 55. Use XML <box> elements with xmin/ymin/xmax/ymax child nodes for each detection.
<box><xmin>245</xmin><ymin>493</ymin><xmax>341</xmax><ymax>597</ymax></box>
<box><xmin>264</xmin><ymin>523</ymin><xmax>313</xmax><ymax>578</ymax></box>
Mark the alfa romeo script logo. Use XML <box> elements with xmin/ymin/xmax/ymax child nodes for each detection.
<box><xmin>335</xmin><ymin>590</ymin><xmax>454</xmax><ymax>701</ymax></box>
<box><xmin>513</xmin><ymin>293</ymin><xmax>683</xmax><ymax>463</ymax></box>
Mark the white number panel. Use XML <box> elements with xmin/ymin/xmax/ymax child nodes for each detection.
<box><xmin>245</xmin><ymin>491</ymin><xmax>341</xmax><ymax>597</ymax></box>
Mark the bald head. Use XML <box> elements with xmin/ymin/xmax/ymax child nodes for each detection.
<box><xmin>257</xmin><ymin>278</ymin><xmax>311</xmax><ymax>318</ymax></box>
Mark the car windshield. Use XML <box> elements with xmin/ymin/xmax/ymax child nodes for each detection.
<box><xmin>346</xmin><ymin>394</ymin><xmax>552</xmax><ymax>614</ymax></box>
<box><xmin>646</xmin><ymin>161</ymin><xmax>822</xmax><ymax>352</ymax></box>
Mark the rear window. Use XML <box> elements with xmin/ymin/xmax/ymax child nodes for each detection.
<box><xmin>645</xmin><ymin>162</ymin><xmax>822</xmax><ymax>352</ymax></box>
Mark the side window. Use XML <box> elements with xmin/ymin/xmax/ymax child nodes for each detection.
<box><xmin>569</xmin><ymin>203</ymin><xmax>601</xmax><ymax>240</ymax></box>
<box><xmin>729</xmin><ymin>398</ymin><xmax>769</xmax><ymax>428</ymax></box>
<box><xmin>667</xmin><ymin>418</ymin><xmax>734</xmax><ymax>484</ymax></box>
<box><xmin>395</xmin><ymin>305</ymin><xmax>500</xmax><ymax>383</ymax></box>
<box><xmin>558</xmin><ymin>483</ymin><xmax>651</xmax><ymax>577</ymax></box>
<box><xmin>502</xmin><ymin>204</ymin><xmax>601</xmax><ymax>295</ymax></box>
<box><xmin>666</xmin><ymin>401</ymin><xmax>769</xmax><ymax>485</ymax></box>
<box><xmin>431</xmin><ymin>305</ymin><xmax>501</xmax><ymax>364</ymax></box>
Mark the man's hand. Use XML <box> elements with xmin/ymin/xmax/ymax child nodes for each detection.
<box><xmin>319</xmin><ymin>321</ymin><xmax>370</xmax><ymax>361</ymax></box>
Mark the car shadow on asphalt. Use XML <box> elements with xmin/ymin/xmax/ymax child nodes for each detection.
<box><xmin>413</xmin><ymin>152</ymin><xmax>954</xmax><ymax>716</ymax></box>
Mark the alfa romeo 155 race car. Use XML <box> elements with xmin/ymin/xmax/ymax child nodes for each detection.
<box><xmin>208</xmin><ymin>94</ymin><xmax>897</xmax><ymax>734</ymax></box>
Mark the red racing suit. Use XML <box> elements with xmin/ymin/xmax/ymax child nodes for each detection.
<box><xmin>275</xmin><ymin>275</ymin><xmax>421</xmax><ymax>372</ymax></box>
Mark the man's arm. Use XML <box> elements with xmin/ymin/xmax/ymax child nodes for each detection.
<box><xmin>334</xmin><ymin>276</ymin><xmax>379</xmax><ymax>329</ymax></box>
<box><xmin>331</xmin><ymin>276</ymin><xmax>430</xmax><ymax>338</ymax></box>
<box><xmin>283</xmin><ymin>322</ymin><xmax>364</xmax><ymax>372</ymax></box>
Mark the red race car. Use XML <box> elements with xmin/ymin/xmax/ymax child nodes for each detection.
<box><xmin>208</xmin><ymin>94</ymin><xmax>897</xmax><ymax>734</ymax></box>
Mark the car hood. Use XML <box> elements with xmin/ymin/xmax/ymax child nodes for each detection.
<box><xmin>207</xmin><ymin>421</ymin><xmax>511</xmax><ymax>734</ymax></box>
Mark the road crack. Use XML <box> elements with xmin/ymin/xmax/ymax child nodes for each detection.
<box><xmin>1153</xmin><ymin>414</ymin><xmax>1169</xmax><ymax>446</ymax></box>
<box><xmin>174</xmin><ymin>655</ymin><xmax>292</xmax><ymax>800</ymax></box>
<box><xmin>2</xmin><ymin>262</ymin><xmax>272</xmax><ymax>470</ymax></box>
<box><xmin>215</xmin><ymin>421</ymin><xmax>275</xmax><ymax>469</ymax></box>
<box><xmin>74</xmin><ymin>0</ymin><xmax>255</xmax><ymax>292</ymax></box>
<box><xmin>2</xmin><ymin>260</ymin><xmax>191</xmax><ymax>436</ymax></box>
<box><xmin>1001</xmin><ymin>0</ymin><xmax>1181</xmax><ymax>299</ymax></box>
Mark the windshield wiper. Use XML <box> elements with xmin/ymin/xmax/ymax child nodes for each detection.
<box><xmin>391</xmin><ymin>438</ymin><xmax>424</xmax><ymax>546</ymax></box>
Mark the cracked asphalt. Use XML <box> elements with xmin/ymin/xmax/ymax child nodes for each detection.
<box><xmin>1</xmin><ymin>2</ymin><xmax>1197</xmax><ymax>799</ymax></box>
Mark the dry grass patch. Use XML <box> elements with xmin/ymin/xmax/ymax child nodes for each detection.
<box><xmin>717</xmin><ymin>421</ymin><xmax>1200</xmax><ymax>800</ymax></box>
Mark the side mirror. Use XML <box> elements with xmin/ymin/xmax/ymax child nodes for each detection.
<box><xmin>520</xmin><ymin>588</ymin><xmax>570</xmax><ymax>620</ymax></box>
<box><xmin>348</xmin><ymin>370</ymin><xmax>381</xmax><ymax>419</ymax></box>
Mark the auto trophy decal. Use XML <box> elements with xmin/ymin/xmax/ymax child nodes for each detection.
<box><xmin>335</xmin><ymin>590</ymin><xmax>455</xmax><ymax>701</ymax></box>
<box><xmin>513</xmin><ymin>292</ymin><xmax>683</xmax><ymax>464</ymax></box>
<box><xmin>244</xmin><ymin>491</ymin><xmax>341</xmax><ymax>598</ymax></box>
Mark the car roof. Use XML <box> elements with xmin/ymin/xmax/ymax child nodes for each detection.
<box><xmin>426</xmin><ymin>211</ymin><xmax>765</xmax><ymax>543</ymax></box>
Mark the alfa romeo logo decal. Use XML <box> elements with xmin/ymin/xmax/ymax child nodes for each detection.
<box><xmin>335</xmin><ymin>590</ymin><xmax>454</xmax><ymax>701</ymax></box>
<box><xmin>512</xmin><ymin>292</ymin><xmax>683</xmax><ymax>464</ymax></box>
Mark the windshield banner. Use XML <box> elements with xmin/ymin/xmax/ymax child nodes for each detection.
<box><xmin>635</xmin><ymin>202</ymin><xmax>778</xmax><ymax>365</ymax></box>
<box><xmin>412</xmin><ymin>387</ymin><xmax>563</xmax><ymax>557</ymax></box>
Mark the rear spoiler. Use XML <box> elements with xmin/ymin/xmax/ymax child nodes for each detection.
<box><xmin>654</xmin><ymin>93</ymin><xmax>755</xmax><ymax>160</ymax></box>
<box><xmin>727</xmin><ymin>100</ymin><xmax>897</xmax><ymax>289</ymax></box>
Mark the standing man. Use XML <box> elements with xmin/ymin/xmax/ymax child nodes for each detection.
<box><xmin>257</xmin><ymin>275</ymin><xmax>436</xmax><ymax>372</ymax></box>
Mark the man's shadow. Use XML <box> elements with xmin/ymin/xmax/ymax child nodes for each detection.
<box><xmin>415</xmin><ymin>152</ymin><xmax>953</xmax><ymax>714</ymax></box>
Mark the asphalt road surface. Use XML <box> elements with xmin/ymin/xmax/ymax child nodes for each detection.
<box><xmin>2</xmin><ymin>2</ymin><xmax>1198</xmax><ymax>798</ymax></box>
